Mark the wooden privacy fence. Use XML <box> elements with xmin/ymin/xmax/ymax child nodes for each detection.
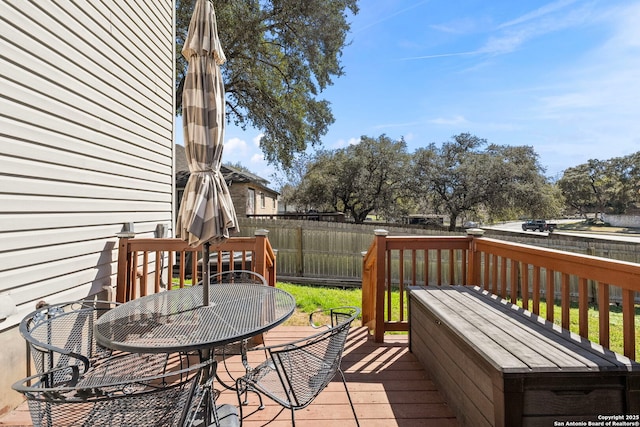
<box><xmin>236</xmin><ymin>217</ymin><xmax>453</xmax><ymax>281</ymax></box>
<box><xmin>236</xmin><ymin>217</ymin><xmax>640</xmax><ymax>284</ymax></box>
<box><xmin>116</xmin><ymin>229</ymin><xmax>276</xmax><ymax>302</ymax></box>
<box><xmin>362</xmin><ymin>229</ymin><xmax>640</xmax><ymax>361</ymax></box>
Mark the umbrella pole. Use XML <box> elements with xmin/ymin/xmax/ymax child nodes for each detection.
<box><xmin>203</xmin><ymin>242</ymin><xmax>210</xmax><ymax>306</ymax></box>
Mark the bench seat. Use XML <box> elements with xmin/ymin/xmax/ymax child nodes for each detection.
<box><xmin>408</xmin><ymin>285</ymin><xmax>640</xmax><ymax>427</ymax></box>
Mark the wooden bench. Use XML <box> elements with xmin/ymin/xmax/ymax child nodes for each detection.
<box><xmin>408</xmin><ymin>285</ymin><xmax>640</xmax><ymax>427</ymax></box>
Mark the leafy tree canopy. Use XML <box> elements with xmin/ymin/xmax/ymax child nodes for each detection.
<box><xmin>557</xmin><ymin>152</ymin><xmax>640</xmax><ymax>217</ymax></box>
<box><xmin>287</xmin><ymin>135</ymin><xmax>411</xmax><ymax>223</ymax></box>
<box><xmin>176</xmin><ymin>0</ymin><xmax>359</xmax><ymax>169</ymax></box>
<box><xmin>411</xmin><ymin>133</ymin><xmax>558</xmax><ymax>230</ymax></box>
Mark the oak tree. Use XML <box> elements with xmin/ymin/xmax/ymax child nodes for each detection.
<box><xmin>176</xmin><ymin>0</ymin><xmax>359</xmax><ymax>169</ymax></box>
<box><xmin>411</xmin><ymin>133</ymin><xmax>556</xmax><ymax>230</ymax></box>
<box><xmin>288</xmin><ymin>135</ymin><xmax>411</xmax><ymax>223</ymax></box>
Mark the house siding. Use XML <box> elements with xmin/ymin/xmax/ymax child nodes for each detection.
<box><xmin>229</xmin><ymin>182</ymin><xmax>279</xmax><ymax>217</ymax></box>
<box><xmin>0</xmin><ymin>0</ymin><xmax>175</xmax><ymax>414</ymax></box>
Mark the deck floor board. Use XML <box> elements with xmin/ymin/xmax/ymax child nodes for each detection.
<box><xmin>0</xmin><ymin>326</ymin><xmax>459</xmax><ymax>427</ymax></box>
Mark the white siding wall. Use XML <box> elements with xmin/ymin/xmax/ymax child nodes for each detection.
<box><xmin>0</xmin><ymin>0</ymin><xmax>175</xmax><ymax>412</ymax></box>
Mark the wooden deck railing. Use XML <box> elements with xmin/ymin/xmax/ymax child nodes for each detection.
<box><xmin>362</xmin><ymin>230</ymin><xmax>473</xmax><ymax>342</ymax></box>
<box><xmin>362</xmin><ymin>229</ymin><xmax>640</xmax><ymax>360</ymax></box>
<box><xmin>116</xmin><ymin>229</ymin><xmax>276</xmax><ymax>303</ymax></box>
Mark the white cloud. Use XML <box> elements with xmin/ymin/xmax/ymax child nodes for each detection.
<box><xmin>250</xmin><ymin>152</ymin><xmax>266</xmax><ymax>165</ymax></box>
<box><xmin>497</xmin><ymin>0</ymin><xmax>580</xmax><ymax>29</ymax></box>
<box><xmin>429</xmin><ymin>115</ymin><xmax>468</xmax><ymax>125</ymax></box>
<box><xmin>430</xmin><ymin>17</ymin><xmax>484</xmax><ymax>35</ymax></box>
<box><xmin>409</xmin><ymin>1</ymin><xmax>595</xmax><ymax>60</ymax></box>
<box><xmin>252</xmin><ymin>133</ymin><xmax>264</xmax><ymax>147</ymax></box>
<box><xmin>223</xmin><ymin>137</ymin><xmax>248</xmax><ymax>155</ymax></box>
<box><xmin>331</xmin><ymin>137</ymin><xmax>361</xmax><ymax>149</ymax></box>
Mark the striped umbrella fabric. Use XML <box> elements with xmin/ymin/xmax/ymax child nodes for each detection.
<box><xmin>177</xmin><ymin>0</ymin><xmax>238</xmax><ymax>248</ymax></box>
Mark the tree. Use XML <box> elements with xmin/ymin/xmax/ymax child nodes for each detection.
<box><xmin>289</xmin><ymin>135</ymin><xmax>411</xmax><ymax>223</ymax></box>
<box><xmin>277</xmin><ymin>155</ymin><xmax>316</xmax><ymax>212</ymax></box>
<box><xmin>557</xmin><ymin>164</ymin><xmax>600</xmax><ymax>218</ymax></box>
<box><xmin>604</xmin><ymin>153</ymin><xmax>640</xmax><ymax>213</ymax></box>
<box><xmin>411</xmin><ymin>133</ymin><xmax>555</xmax><ymax>231</ymax></box>
<box><xmin>558</xmin><ymin>152</ymin><xmax>640</xmax><ymax>217</ymax></box>
<box><xmin>175</xmin><ymin>0</ymin><xmax>359</xmax><ymax>169</ymax></box>
<box><xmin>483</xmin><ymin>144</ymin><xmax>562</xmax><ymax>221</ymax></box>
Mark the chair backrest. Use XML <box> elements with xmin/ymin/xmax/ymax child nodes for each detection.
<box><xmin>209</xmin><ymin>269</ymin><xmax>267</xmax><ymax>286</ymax></box>
<box><xmin>20</xmin><ymin>300</ymin><xmax>119</xmax><ymax>375</ymax></box>
<box><xmin>12</xmin><ymin>360</ymin><xmax>209</xmax><ymax>427</ymax></box>
<box><xmin>269</xmin><ymin>306</ymin><xmax>359</xmax><ymax>409</ymax></box>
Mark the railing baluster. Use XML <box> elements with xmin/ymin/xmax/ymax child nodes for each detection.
<box><xmin>491</xmin><ymin>254</ymin><xmax>498</xmax><ymax>295</ymax></box>
<box><xmin>500</xmin><ymin>257</ymin><xmax>507</xmax><ymax>299</ymax></box>
<box><xmin>532</xmin><ymin>266</ymin><xmax>541</xmax><ymax>315</ymax></box>
<box><xmin>510</xmin><ymin>259</ymin><xmax>518</xmax><ymax>304</ymax></box>
<box><xmin>522</xmin><ymin>262</ymin><xmax>529</xmax><ymax>310</ymax></box>
<box><xmin>546</xmin><ymin>269</ymin><xmax>555</xmax><ymax>323</ymax></box>
<box><xmin>424</xmin><ymin>249</ymin><xmax>429</xmax><ymax>286</ymax></box>
<box><xmin>436</xmin><ymin>249</ymin><xmax>442</xmax><ymax>285</ymax></box>
<box><xmin>598</xmin><ymin>283</ymin><xmax>610</xmax><ymax>348</ymax></box>
<box><xmin>578</xmin><ymin>277</ymin><xmax>589</xmax><ymax>339</ymax></box>
<box><xmin>461</xmin><ymin>249</ymin><xmax>467</xmax><ymax>286</ymax></box>
<box><xmin>177</xmin><ymin>252</ymin><xmax>185</xmax><ymax>288</ymax></box>
<box><xmin>170</xmin><ymin>251</ymin><xmax>176</xmax><ymax>288</ymax></box>
<box><xmin>411</xmin><ymin>250</ymin><xmax>417</xmax><ymax>286</ymax></box>
<box><xmin>622</xmin><ymin>288</ymin><xmax>636</xmax><ymax>359</ymax></box>
<box><xmin>141</xmin><ymin>251</ymin><xmax>149</xmax><ymax>297</ymax></box>
<box><xmin>156</xmin><ymin>251</ymin><xmax>163</xmax><ymax>292</ymax></box>
<box><xmin>483</xmin><ymin>253</ymin><xmax>490</xmax><ymax>291</ymax></box>
<box><xmin>561</xmin><ymin>273</ymin><xmax>570</xmax><ymax>330</ymax></box>
<box><xmin>131</xmin><ymin>250</ymin><xmax>139</xmax><ymax>301</ymax></box>
<box><xmin>449</xmin><ymin>249</ymin><xmax>455</xmax><ymax>285</ymax></box>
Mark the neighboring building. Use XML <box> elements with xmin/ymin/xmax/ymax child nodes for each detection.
<box><xmin>0</xmin><ymin>1</ymin><xmax>175</xmax><ymax>414</ymax></box>
<box><xmin>175</xmin><ymin>144</ymin><xmax>279</xmax><ymax>218</ymax></box>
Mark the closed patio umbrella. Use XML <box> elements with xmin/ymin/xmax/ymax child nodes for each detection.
<box><xmin>177</xmin><ymin>0</ymin><xmax>238</xmax><ymax>305</ymax></box>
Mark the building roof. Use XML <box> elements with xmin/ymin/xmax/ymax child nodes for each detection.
<box><xmin>175</xmin><ymin>144</ymin><xmax>277</xmax><ymax>194</ymax></box>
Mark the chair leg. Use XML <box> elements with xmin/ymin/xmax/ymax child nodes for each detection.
<box><xmin>236</xmin><ymin>379</ymin><xmax>245</xmax><ymax>425</ymax></box>
<box><xmin>236</xmin><ymin>378</ymin><xmax>265</xmax><ymax>426</ymax></box>
<box><xmin>339</xmin><ymin>369</ymin><xmax>359</xmax><ymax>427</ymax></box>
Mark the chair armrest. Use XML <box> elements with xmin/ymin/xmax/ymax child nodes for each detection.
<box><xmin>12</xmin><ymin>365</ymin><xmax>82</xmax><ymax>393</ymax></box>
<box><xmin>26</xmin><ymin>339</ymin><xmax>91</xmax><ymax>373</ymax></box>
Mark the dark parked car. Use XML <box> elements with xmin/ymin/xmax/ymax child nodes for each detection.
<box><xmin>521</xmin><ymin>220</ymin><xmax>557</xmax><ymax>232</ymax></box>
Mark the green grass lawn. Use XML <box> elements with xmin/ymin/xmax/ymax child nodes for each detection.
<box><xmin>277</xmin><ymin>282</ymin><xmax>406</xmax><ymax>329</ymax></box>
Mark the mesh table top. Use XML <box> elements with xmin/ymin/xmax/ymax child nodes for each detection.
<box><xmin>95</xmin><ymin>284</ymin><xmax>295</xmax><ymax>354</ymax></box>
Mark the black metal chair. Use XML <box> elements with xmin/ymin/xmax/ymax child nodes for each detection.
<box><xmin>12</xmin><ymin>358</ymin><xmax>216</xmax><ymax>427</ymax></box>
<box><xmin>21</xmin><ymin>300</ymin><xmax>118</xmax><ymax>375</ymax></box>
<box><xmin>20</xmin><ymin>299</ymin><xmax>167</xmax><ymax>384</ymax></box>
<box><xmin>235</xmin><ymin>306</ymin><xmax>360</xmax><ymax>426</ymax></box>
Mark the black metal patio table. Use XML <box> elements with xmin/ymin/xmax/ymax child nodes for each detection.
<box><xmin>94</xmin><ymin>283</ymin><xmax>296</xmax><ymax>426</ymax></box>
<box><xmin>94</xmin><ymin>284</ymin><xmax>295</xmax><ymax>354</ymax></box>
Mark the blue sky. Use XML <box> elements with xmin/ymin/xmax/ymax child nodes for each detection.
<box><xmin>177</xmin><ymin>0</ymin><xmax>640</xmax><ymax>185</ymax></box>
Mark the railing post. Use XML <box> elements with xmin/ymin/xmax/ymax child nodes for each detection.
<box><xmin>466</xmin><ymin>228</ymin><xmax>485</xmax><ymax>287</ymax></box>
<box><xmin>254</xmin><ymin>229</ymin><xmax>272</xmax><ymax>285</ymax></box>
<box><xmin>116</xmin><ymin>236</ymin><xmax>132</xmax><ymax>303</ymax></box>
<box><xmin>361</xmin><ymin>250</ymin><xmax>375</xmax><ymax>331</ymax></box>
<box><xmin>374</xmin><ymin>229</ymin><xmax>388</xmax><ymax>343</ymax></box>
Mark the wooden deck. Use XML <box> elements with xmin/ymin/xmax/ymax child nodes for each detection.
<box><xmin>0</xmin><ymin>325</ymin><xmax>458</xmax><ymax>427</ymax></box>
